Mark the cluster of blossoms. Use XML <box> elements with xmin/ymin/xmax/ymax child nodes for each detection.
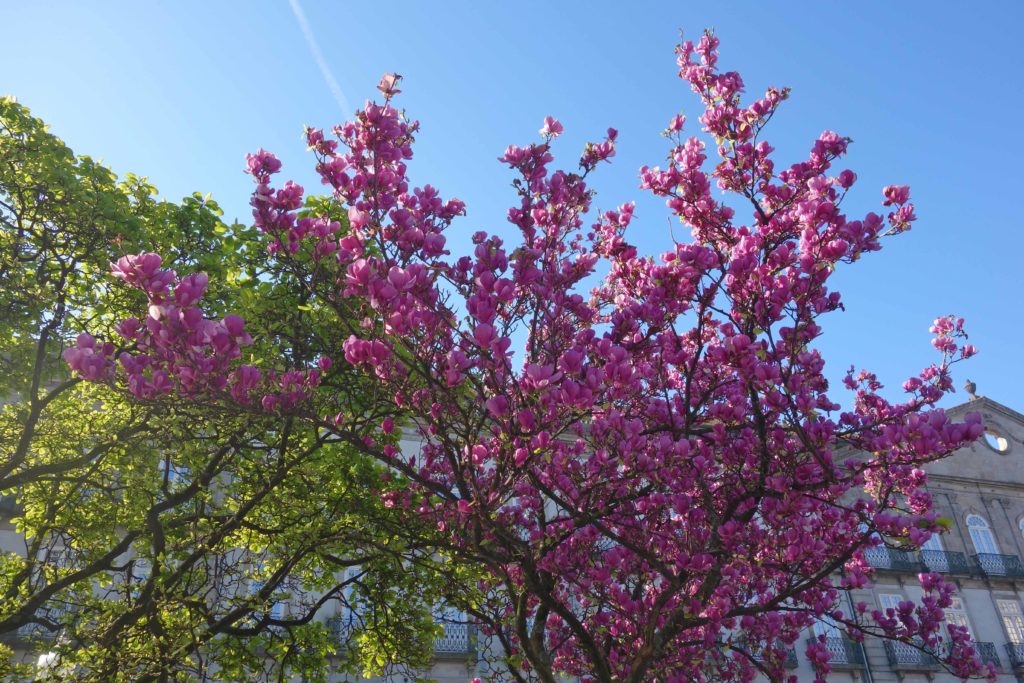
<box><xmin>69</xmin><ymin>33</ymin><xmax>990</xmax><ymax>683</ymax></box>
<box><xmin>64</xmin><ymin>253</ymin><xmax>321</xmax><ymax>409</ymax></box>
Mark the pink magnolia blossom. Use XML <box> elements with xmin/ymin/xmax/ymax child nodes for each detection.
<box><xmin>540</xmin><ymin>115</ymin><xmax>564</xmax><ymax>139</ymax></box>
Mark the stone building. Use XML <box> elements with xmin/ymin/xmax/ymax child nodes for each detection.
<box><xmin>784</xmin><ymin>396</ymin><xmax>1024</xmax><ymax>682</ymax></box>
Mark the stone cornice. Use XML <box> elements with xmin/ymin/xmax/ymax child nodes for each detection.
<box><xmin>946</xmin><ymin>395</ymin><xmax>1024</xmax><ymax>425</ymax></box>
<box><xmin>927</xmin><ymin>473</ymin><xmax>1024</xmax><ymax>495</ymax></box>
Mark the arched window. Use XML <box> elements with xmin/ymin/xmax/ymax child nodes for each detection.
<box><xmin>967</xmin><ymin>514</ymin><xmax>999</xmax><ymax>555</ymax></box>
<box><xmin>1018</xmin><ymin>518</ymin><xmax>1024</xmax><ymax>541</ymax></box>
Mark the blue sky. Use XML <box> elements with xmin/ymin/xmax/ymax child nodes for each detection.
<box><xmin>3</xmin><ymin>1</ymin><xmax>1022</xmax><ymax>411</ymax></box>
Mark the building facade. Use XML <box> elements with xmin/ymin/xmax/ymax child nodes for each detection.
<box><xmin>783</xmin><ymin>396</ymin><xmax>1024</xmax><ymax>682</ymax></box>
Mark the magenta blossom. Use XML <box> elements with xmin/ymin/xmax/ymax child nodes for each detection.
<box><xmin>70</xmin><ymin>30</ymin><xmax>988</xmax><ymax>683</ymax></box>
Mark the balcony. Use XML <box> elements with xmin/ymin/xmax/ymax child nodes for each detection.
<box><xmin>974</xmin><ymin>641</ymin><xmax>1001</xmax><ymax>670</ymax></box>
<box><xmin>808</xmin><ymin>636</ymin><xmax>865</xmax><ymax>668</ymax></box>
<box><xmin>326</xmin><ymin>613</ymin><xmax>357</xmax><ymax>645</ymax></box>
<box><xmin>884</xmin><ymin>640</ymin><xmax>939</xmax><ymax>671</ymax></box>
<box><xmin>327</xmin><ymin>610</ymin><xmax>473</xmax><ymax>659</ymax></box>
<box><xmin>920</xmin><ymin>549</ymin><xmax>973</xmax><ymax>575</ymax></box>
<box><xmin>0</xmin><ymin>619</ymin><xmax>64</xmax><ymax>644</ymax></box>
<box><xmin>973</xmin><ymin>553</ymin><xmax>1024</xmax><ymax>578</ymax></box>
<box><xmin>0</xmin><ymin>623</ymin><xmax>39</xmax><ymax>643</ymax></box>
<box><xmin>747</xmin><ymin>642</ymin><xmax>798</xmax><ymax>670</ymax></box>
<box><xmin>864</xmin><ymin>546</ymin><xmax>924</xmax><ymax>573</ymax></box>
<box><xmin>432</xmin><ymin>608</ymin><xmax>473</xmax><ymax>658</ymax></box>
<box><xmin>1005</xmin><ymin>642</ymin><xmax>1024</xmax><ymax>668</ymax></box>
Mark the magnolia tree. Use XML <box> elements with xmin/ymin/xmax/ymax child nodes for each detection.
<box><xmin>66</xmin><ymin>32</ymin><xmax>989</xmax><ymax>683</ymax></box>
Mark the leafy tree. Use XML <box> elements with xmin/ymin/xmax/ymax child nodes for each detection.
<box><xmin>67</xmin><ymin>33</ymin><xmax>990</xmax><ymax>683</ymax></box>
<box><xmin>0</xmin><ymin>96</ymin><xmax>445</xmax><ymax>682</ymax></box>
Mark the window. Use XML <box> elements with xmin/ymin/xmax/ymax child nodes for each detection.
<box><xmin>967</xmin><ymin>514</ymin><xmax>999</xmax><ymax>555</ymax></box>
<box><xmin>46</xmin><ymin>546</ymin><xmax>73</xmax><ymax>569</ymax></box>
<box><xmin>921</xmin><ymin>532</ymin><xmax>944</xmax><ymax>552</ymax></box>
<box><xmin>812</xmin><ymin>618</ymin><xmax>841</xmax><ymax>639</ymax></box>
<box><xmin>332</xmin><ymin>567</ymin><xmax>364</xmax><ymax>642</ymax></box>
<box><xmin>983</xmin><ymin>429</ymin><xmax>1010</xmax><ymax>453</ymax></box>
<box><xmin>248</xmin><ymin>561</ymin><xmax>284</xmax><ymax>620</ymax></box>
<box><xmin>998</xmin><ymin>600</ymin><xmax>1024</xmax><ymax>644</ymax></box>
<box><xmin>878</xmin><ymin>593</ymin><xmax>904</xmax><ymax>614</ymax></box>
<box><xmin>34</xmin><ymin>545</ymin><xmax>74</xmax><ymax>583</ymax></box>
<box><xmin>158</xmin><ymin>457</ymin><xmax>190</xmax><ymax>490</ymax></box>
<box><xmin>130</xmin><ymin>557</ymin><xmax>151</xmax><ymax>598</ymax></box>
<box><xmin>919</xmin><ymin>531</ymin><xmax>950</xmax><ymax>571</ymax></box>
<box><xmin>249</xmin><ymin>579</ymin><xmax>283</xmax><ymax>620</ymax></box>
<box><xmin>433</xmin><ymin>605</ymin><xmax>471</xmax><ymax>654</ymax></box>
<box><xmin>944</xmin><ymin>597</ymin><xmax>973</xmax><ymax>638</ymax></box>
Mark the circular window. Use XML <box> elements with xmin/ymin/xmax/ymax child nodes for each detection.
<box><xmin>983</xmin><ymin>429</ymin><xmax>1010</xmax><ymax>453</ymax></box>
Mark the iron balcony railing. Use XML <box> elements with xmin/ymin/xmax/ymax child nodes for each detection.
<box><xmin>807</xmin><ymin>636</ymin><xmax>865</xmax><ymax>668</ymax></box>
<box><xmin>0</xmin><ymin>606</ymin><xmax>71</xmax><ymax>644</ymax></box>
<box><xmin>432</xmin><ymin>608</ymin><xmax>474</xmax><ymax>657</ymax></box>
<box><xmin>936</xmin><ymin>639</ymin><xmax>1001</xmax><ymax>669</ymax></box>
<box><xmin>974</xmin><ymin>641</ymin><xmax>1001</xmax><ymax>670</ymax></box>
<box><xmin>0</xmin><ymin>623</ymin><xmax>41</xmax><ymax>643</ymax></box>
<box><xmin>748</xmin><ymin>642</ymin><xmax>798</xmax><ymax>670</ymax></box>
<box><xmin>884</xmin><ymin>640</ymin><xmax>939</xmax><ymax>670</ymax></box>
<box><xmin>864</xmin><ymin>546</ymin><xmax>924</xmax><ymax>572</ymax></box>
<box><xmin>973</xmin><ymin>553</ymin><xmax>1024</xmax><ymax>578</ymax></box>
<box><xmin>1005</xmin><ymin>642</ymin><xmax>1024</xmax><ymax>668</ymax></box>
<box><xmin>327</xmin><ymin>610</ymin><xmax>473</xmax><ymax>658</ymax></box>
<box><xmin>920</xmin><ymin>549</ymin><xmax>973</xmax><ymax>574</ymax></box>
<box><xmin>326</xmin><ymin>613</ymin><xmax>356</xmax><ymax>644</ymax></box>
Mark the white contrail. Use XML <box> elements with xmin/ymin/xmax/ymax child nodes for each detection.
<box><xmin>287</xmin><ymin>0</ymin><xmax>353</xmax><ymax>116</ymax></box>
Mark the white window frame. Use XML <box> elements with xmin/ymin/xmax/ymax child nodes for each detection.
<box><xmin>998</xmin><ymin>599</ymin><xmax>1024</xmax><ymax>644</ymax></box>
<box><xmin>921</xmin><ymin>531</ymin><xmax>945</xmax><ymax>552</ymax></box>
<box><xmin>248</xmin><ymin>561</ymin><xmax>284</xmax><ymax>621</ymax></box>
<box><xmin>812</xmin><ymin>618</ymin><xmax>841</xmax><ymax>639</ymax></box>
<box><xmin>158</xmin><ymin>456</ymin><xmax>190</xmax><ymax>489</ymax></box>
<box><xmin>944</xmin><ymin>596</ymin><xmax>973</xmax><ymax>639</ymax></box>
<box><xmin>130</xmin><ymin>557</ymin><xmax>151</xmax><ymax>598</ymax></box>
<box><xmin>878</xmin><ymin>593</ymin><xmax>904</xmax><ymax>613</ymax></box>
<box><xmin>967</xmin><ymin>514</ymin><xmax>1000</xmax><ymax>555</ymax></box>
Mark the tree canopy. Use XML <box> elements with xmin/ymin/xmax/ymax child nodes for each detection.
<box><xmin>0</xmin><ymin>96</ymin><xmax>446</xmax><ymax>682</ymax></box>
<box><xmin>12</xmin><ymin>29</ymin><xmax>991</xmax><ymax>683</ymax></box>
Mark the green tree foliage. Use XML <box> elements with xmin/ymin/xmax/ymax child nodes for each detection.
<box><xmin>0</xmin><ymin>97</ymin><xmax>446</xmax><ymax>682</ymax></box>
